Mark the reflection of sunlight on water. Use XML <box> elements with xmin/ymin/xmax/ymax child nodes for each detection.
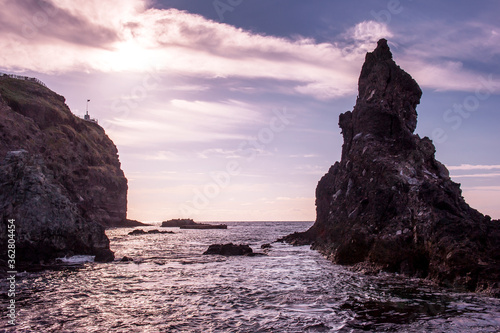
<box><xmin>7</xmin><ymin>222</ymin><xmax>500</xmax><ymax>332</ymax></box>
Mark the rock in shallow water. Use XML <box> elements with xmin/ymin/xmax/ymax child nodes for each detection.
<box><xmin>283</xmin><ymin>39</ymin><xmax>500</xmax><ymax>295</ymax></box>
<box><xmin>128</xmin><ymin>229</ymin><xmax>174</xmax><ymax>235</ymax></box>
<box><xmin>203</xmin><ymin>243</ymin><xmax>253</xmax><ymax>256</ymax></box>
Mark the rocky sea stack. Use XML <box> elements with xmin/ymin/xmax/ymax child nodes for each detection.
<box><xmin>0</xmin><ymin>76</ymin><xmax>131</xmax><ymax>263</ymax></box>
<box><xmin>284</xmin><ymin>39</ymin><xmax>500</xmax><ymax>294</ymax></box>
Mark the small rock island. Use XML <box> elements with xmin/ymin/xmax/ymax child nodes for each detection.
<box><xmin>161</xmin><ymin>218</ymin><xmax>227</xmax><ymax>229</ymax></box>
<box><xmin>284</xmin><ymin>39</ymin><xmax>500</xmax><ymax>294</ymax></box>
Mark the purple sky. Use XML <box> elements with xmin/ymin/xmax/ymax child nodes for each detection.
<box><xmin>1</xmin><ymin>0</ymin><xmax>499</xmax><ymax>221</ymax></box>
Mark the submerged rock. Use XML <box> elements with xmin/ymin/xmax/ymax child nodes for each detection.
<box><xmin>284</xmin><ymin>39</ymin><xmax>500</xmax><ymax>294</ymax></box>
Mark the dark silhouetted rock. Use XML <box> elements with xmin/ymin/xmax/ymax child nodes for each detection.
<box><xmin>0</xmin><ymin>76</ymin><xmax>139</xmax><ymax>265</ymax></box>
<box><xmin>128</xmin><ymin>229</ymin><xmax>174</xmax><ymax>235</ymax></box>
<box><xmin>0</xmin><ymin>150</ymin><xmax>114</xmax><ymax>263</ymax></box>
<box><xmin>122</xmin><ymin>219</ymin><xmax>150</xmax><ymax>227</ymax></box>
<box><xmin>261</xmin><ymin>243</ymin><xmax>272</xmax><ymax>249</ymax></box>
<box><xmin>283</xmin><ymin>39</ymin><xmax>500</xmax><ymax>295</ymax></box>
<box><xmin>180</xmin><ymin>224</ymin><xmax>227</xmax><ymax>229</ymax></box>
<box><xmin>161</xmin><ymin>218</ymin><xmax>197</xmax><ymax>227</ymax></box>
<box><xmin>0</xmin><ymin>76</ymin><xmax>129</xmax><ymax>228</ymax></box>
<box><xmin>203</xmin><ymin>243</ymin><xmax>253</xmax><ymax>256</ymax></box>
<box><xmin>120</xmin><ymin>256</ymin><xmax>133</xmax><ymax>262</ymax></box>
<box><xmin>162</xmin><ymin>218</ymin><xmax>227</xmax><ymax>229</ymax></box>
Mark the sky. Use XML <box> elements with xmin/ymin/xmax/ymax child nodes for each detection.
<box><xmin>0</xmin><ymin>0</ymin><xmax>499</xmax><ymax>221</ymax></box>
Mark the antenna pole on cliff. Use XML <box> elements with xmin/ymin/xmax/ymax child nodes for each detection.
<box><xmin>86</xmin><ymin>99</ymin><xmax>90</xmax><ymax>116</ymax></box>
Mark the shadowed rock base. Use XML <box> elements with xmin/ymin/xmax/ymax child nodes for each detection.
<box><xmin>0</xmin><ymin>151</ymin><xmax>114</xmax><ymax>263</ymax></box>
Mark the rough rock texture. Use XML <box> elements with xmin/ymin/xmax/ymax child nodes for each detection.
<box><xmin>284</xmin><ymin>39</ymin><xmax>500</xmax><ymax>294</ymax></box>
<box><xmin>0</xmin><ymin>76</ymin><xmax>130</xmax><ymax>263</ymax></box>
<box><xmin>0</xmin><ymin>76</ymin><xmax>127</xmax><ymax>228</ymax></box>
<box><xmin>0</xmin><ymin>150</ymin><xmax>114</xmax><ymax>263</ymax></box>
<box><xmin>128</xmin><ymin>229</ymin><xmax>174</xmax><ymax>235</ymax></box>
<box><xmin>161</xmin><ymin>218</ymin><xmax>198</xmax><ymax>227</ymax></box>
<box><xmin>203</xmin><ymin>243</ymin><xmax>253</xmax><ymax>256</ymax></box>
<box><xmin>161</xmin><ymin>218</ymin><xmax>227</xmax><ymax>229</ymax></box>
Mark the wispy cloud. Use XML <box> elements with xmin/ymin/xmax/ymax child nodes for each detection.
<box><xmin>451</xmin><ymin>173</ymin><xmax>500</xmax><ymax>178</ymax></box>
<box><xmin>449</xmin><ymin>165</ymin><xmax>500</xmax><ymax>179</ymax></box>
<box><xmin>395</xmin><ymin>20</ymin><xmax>500</xmax><ymax>93</ymax></box>
<box><xmin>3</xmin><ymin>0</ymin><xmax>498</xmax><ymax>98</ymax></box>
<box><xmin>448</xmin><ymin>164</ymin><xmax>500</xmax><ymax>171</ymax></box>
<box><xmin>104</xmin><ymin>99</ymin><xmax>262</xmax><ymax>146</ymax></box>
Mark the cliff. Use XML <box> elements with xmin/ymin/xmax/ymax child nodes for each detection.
<box><xmin>0</xmin><ymin>150</ymin><xmax>114</xmax><ymax>262</ymax></box>
<box><xmin>0</xmin><ymin>76</ymin><xmax>130</xmax><ymax>263</ymax></box>
<box><xmin>284</xmin><ymin>40</ymin><xmax>500</xmax><ymax>294</ymax></box>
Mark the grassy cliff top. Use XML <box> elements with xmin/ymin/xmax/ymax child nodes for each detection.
<box><xmin>0</xmin><ymin>76</ymin><xmax>74</xmax><ymax>127</ymax></box>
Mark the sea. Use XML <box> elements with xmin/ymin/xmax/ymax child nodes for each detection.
<box><xmin>1</xmin><ymin>221</ymin><xmax>499</xmax><ymax>332</ymax></box>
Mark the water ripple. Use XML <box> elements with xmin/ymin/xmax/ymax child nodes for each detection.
<box><xmin>2</xmin><ymin>222</ymin><xmax>499</xmax><ymax>332</ymax></box>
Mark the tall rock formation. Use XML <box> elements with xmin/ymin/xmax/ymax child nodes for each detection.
<box><xmin>285</xmin><ymin>39</ymin><xmax>500</xmax><ymax>294</ymax></box>
<box><xmin>0</xmin><ymin>75</ymin><xmax>129</xmax><ymax>263</ymax></box>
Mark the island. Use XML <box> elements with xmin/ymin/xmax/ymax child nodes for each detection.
<box><xmin>161</xmin><ymin>218</ymin><xmax>227</xmax><ymax>229</ymax></box>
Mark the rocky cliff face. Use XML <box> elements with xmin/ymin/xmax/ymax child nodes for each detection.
<box><xmin>285</xmin><ymin>39</ymin><xmax>500</xmax><ymax>294</ymax></box>
<box><xmin>0</xmin><ymin>150</ymin><xmax>114</xmax><ymax>262</ymax></box>
<box><xmin>0</xmin><ymin>76</ymin><xmax>129</xmax><ymax>263</ymax></box>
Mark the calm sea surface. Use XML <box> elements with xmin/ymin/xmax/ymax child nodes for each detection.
<box><xmin>1</xmin><ymin>221</ymin><xmax>499</xmax><ymax>332</ymax></box>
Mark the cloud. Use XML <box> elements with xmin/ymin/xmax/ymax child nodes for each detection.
<box><xmin>197</xmin><ymin>147</ymin><xmax>272</xmax><ymax>160</ymax></box>
<box><xmin>0</xmin><ymin>0</ymin><xmax>371</xmax><ymax>98</ymax></box>
<box><xmin>293</xmin><ymin>164</ymin><xmax>328</xmax><ymax>175</ymax></box>
<box><xmin>449</xmin><ymin>164</ymin><xmax>500</xmax><ymax>179</ymax></box>
<box><xmin>103</xmin><ymin>98</ymin><xmax>262</xmax><ymax>146</ymax></box>
<box><xmin>462</xmin><ymin>186</ymin><xmax>500</xmax><ymax>191</ymax></box>
<box><xmin>338</xmin><ymin>21</ymin><xmax>394</xmax><ymax>58</ymax></box>
<box><xmin>0</xmin><ymin>0</ymin><xmax>121</xmax><ymax>47</ymax></box>
<box><xmin>394</xmin><ymin>20</ymin><xmax>500</xmax><ymax>93</ymax></box>
<box><xmin>448</xmin><ymin>164</ymin><xmax>500</xmax><ymax>171</ymax></box>
<box><xmin>1</xmin><ymin>0</ymin><xmax>498</xmax><ymax>98</ymax></box>
<box><xmin>139</xmin><ymin>150</ymin><xmax>181</xmax><ymax>161</ymax></box>
<box><xmin>451</xmin><ymin>173</ymin><xmax>500</xmax><ymax>178</ymax></box>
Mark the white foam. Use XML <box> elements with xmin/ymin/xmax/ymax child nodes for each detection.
<box><xmin>57</xmin><ymin>255</ymin><xmax>95</xmax><ymax>264</ymax></box>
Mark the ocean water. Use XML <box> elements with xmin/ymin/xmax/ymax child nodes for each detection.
<box><xmin>1</xmin><ymin>221</ymin><xmax>499</xmax><ymax>332</ymax></box>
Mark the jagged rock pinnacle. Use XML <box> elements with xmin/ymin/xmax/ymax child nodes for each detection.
<box><xmin>339</xmin><ymin>39</ymin><xmax>422</xmax><ymax>159</ymax></box>
<box><xmin>372</xmin><ymin>38</ymin><xmax>392</xmax><ymax>60</ymax></box>
<box><xmin>283</xmin><ymin>39</ymin><xmax>500</xmax><ymax>295</ymax></box>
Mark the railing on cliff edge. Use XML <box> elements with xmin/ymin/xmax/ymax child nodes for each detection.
<box><xmin>0</xmin><ymin>73</ymin><xmax>47</xmax><ymax>88</ymax></box>
<box><xmin>1</xmin><ymin>72</ymin><xmax>101</xmax><ymax>125</ymax></box>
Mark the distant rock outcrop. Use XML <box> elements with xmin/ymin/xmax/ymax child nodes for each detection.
<box><xmin>283</xmin><ymin>39</ymin><xmax>500</xmax><ymax>294</ymax></box>
<box><xmin>0</xmin><ymin>76</ymin><xmax>131</xmax><ymax>263</ymax></box>
<box><xmin>161</xmin><ymin>218</ymin><xmax>227</xmax><ymax>229</ymax></box>
<box><xmin>128</xmin><ymin>229</ymin><xmax>174</xmax><ymax>235</ymax></box>
<box><xmin>161</xmin><ymin>219</ymin><xmax>198</xmax><ymax>227</ymax></box>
